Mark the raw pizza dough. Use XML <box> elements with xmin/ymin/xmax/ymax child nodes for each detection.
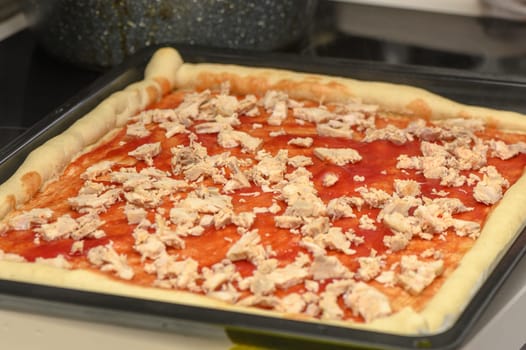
<box><xmin>0</xmin><ymin>47</ymin><xmax>525</xmax><ymax>335</ymax></box>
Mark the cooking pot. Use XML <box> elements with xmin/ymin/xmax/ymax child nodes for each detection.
<box><xmin>28</xmin><ymin>0</ymin><xmax>317</xmax><ymax>69</ymax></box>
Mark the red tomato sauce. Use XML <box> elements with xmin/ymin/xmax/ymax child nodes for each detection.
<box><xmin>1</xmin><ymin>90</ymin><xmax>525</xmax><ymax>322</ymax></box>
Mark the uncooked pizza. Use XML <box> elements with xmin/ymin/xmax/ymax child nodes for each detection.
<box><xmin>0</xmin><ymin>47</ymin><xmax>525</xmax><ymax>335</ymax></box>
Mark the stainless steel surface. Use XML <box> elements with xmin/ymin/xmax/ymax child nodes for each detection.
<box><xmin>0</xmin><ymin>0</ymin><xmax>20</xmax><ymax>21</ymax></box>
<box><xmin>483</xmin><ymin>0</ymin><xmax>526</xmax><ymax>19</ymax></box>
<box><xmin>0</xmin><ymin>11</ymin><xmax>27</xmax><ymax>41</ymax></box>
<box><xmin>334</xmin><ymin>2</ymin><xmax>526</xmax><ymax>57</ymax></box>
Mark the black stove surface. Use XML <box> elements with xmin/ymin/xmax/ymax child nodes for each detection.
<box><xmin>0</xmin><ymin>30</ymin><xmax>100</xmax><ymax>135</ymax></box>
<box><xmin>1</xmin><ymin>2</ymin><xmax>526</xmax><ymax>150</ymax></box>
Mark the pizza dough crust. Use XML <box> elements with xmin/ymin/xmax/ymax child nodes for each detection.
<box><xmin>0</xmin><ymin>48</ymin><xmax>183</xmax><ymax>219</ymax></box>
<box><xmin>173</xmin><ymin>62</ymin><xmax>526</xmax><ymax>131</ymax></box>
<box><xmin>0</xmin><ymin>47</ymin><xmax>525</xmax><ymax>336</ymax></box>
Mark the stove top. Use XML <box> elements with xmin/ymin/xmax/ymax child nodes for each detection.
<box><xmin>2</xmin><ymin>2</ymin><xmax>526</xmax><ymax>150</ymax></box>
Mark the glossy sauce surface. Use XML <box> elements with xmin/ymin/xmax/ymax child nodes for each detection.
<box><xmin>1</xmin><ymin>90</ymin><xmax>526</xmax><ymax>322</ymax></box>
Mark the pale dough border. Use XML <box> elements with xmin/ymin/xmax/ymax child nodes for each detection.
<box><xmin>0</xmin><ymin>47</ymin><xmax>525</xmax><ymax>336</ymax></box>
<box><xmin>0</xmin><ymin>47</ymin><xmax>183</xmax><ymax>219</ymax></box>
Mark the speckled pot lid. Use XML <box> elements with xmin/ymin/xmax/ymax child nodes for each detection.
<box><xmin>30</xmin><ymin>0</ymin><xmax>317</xmax><ymax>68</ymax></box>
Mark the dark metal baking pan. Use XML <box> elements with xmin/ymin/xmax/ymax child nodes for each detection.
<box><xmin>0</xmin><ymin>44</ymin><xmax>525</xmax><ymax>350</ymax></box>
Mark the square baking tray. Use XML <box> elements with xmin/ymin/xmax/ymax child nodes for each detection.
<box><xmin>0</xmin><ymin>44</ymin><xmax>525</xmax><ymax>350</ymax></box>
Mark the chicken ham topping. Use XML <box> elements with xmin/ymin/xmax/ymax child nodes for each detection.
<box><xmin>1</xmin><ymin>84</ymin><xmax>526</xmax><ymax>325</ymax></box>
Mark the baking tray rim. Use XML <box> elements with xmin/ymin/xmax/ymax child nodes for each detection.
<box><xmin>0</xmin><ymin>43</ymin><xmax>525</xmax><ymax>350</ymax></box>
